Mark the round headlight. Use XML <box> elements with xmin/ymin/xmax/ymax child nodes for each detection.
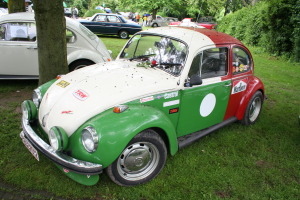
<box><xmin>81</xmin><ymin>126</ymin><xmax>99</xmax><ymax>153</ymax></box>
<box><xmin>49</xmin><ymin>126</ymin><xmax>68</xmax><ymax>151</ymax></box>
<box><xmin>21</xmin><ymin>100</ymin><xmax>38</xmax><ymax>121</ymax></box>
<box><xmin>32</xmin><ymin>88</ymin><xmax>42</xmax><ymax>107</ymax></box>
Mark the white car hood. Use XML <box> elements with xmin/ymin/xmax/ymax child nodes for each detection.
<box><xmin>39</xmin><ymin>60</ymin><xmax>179</xmax><ymax>136</ymax></box>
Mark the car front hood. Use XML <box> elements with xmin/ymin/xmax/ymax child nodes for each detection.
<box><xmin>38</xmin><ymin>60</ymin><xmax>179</xmax><ymax>136</ymax></box>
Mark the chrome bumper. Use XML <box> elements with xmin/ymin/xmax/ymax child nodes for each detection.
<box><xmin>21</xmin><ymin>117</ymin><xmax>103</xmax><ymax>175</ymax></box>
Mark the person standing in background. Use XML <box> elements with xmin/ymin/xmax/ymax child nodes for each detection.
<box><xmin>72</xmin><ymin>6</ymin><xmax>78</xmax><ymax>19</ymax></box>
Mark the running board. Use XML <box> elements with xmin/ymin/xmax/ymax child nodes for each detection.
<box><xmin>178</xmin><ymin>117</ymin><xmax>237</xmax><ymax>149</ymax></box>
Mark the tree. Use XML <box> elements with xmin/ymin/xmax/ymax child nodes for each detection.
<box><xmin>118</xmin><ymin>0</ymin><xmax>181</xmax><ymax>20</ymax></box>
<box><xmin>32</xmin><ymin>0</ymin><xmax>68</xmax><ymax>85</ymax></box>
<box><xmin>8</xmin><ymin>0</ymin><xmax>25</xmax><ymax>13</ymax></box>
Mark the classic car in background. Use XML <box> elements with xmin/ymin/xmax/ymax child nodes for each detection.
<box><xmin>0</xmin><ymin>12</ymin><xmax>112</xmax><ymax>79</ymax></box>
<box><xmin>169</xmin><ymin>17</ymin><xmax>217</xmax><ymax>29</ymax></box>
<box><xmin>198</xmin><ymin>16</ymin><xmax>218</xmax><ymax>30</ymax></box>
<box><xmin>21</xmin><ymin>26</ymin><xmax>265</xmax><ymax>186</ymax></box>
<box><xmin>79</xmin><ymin>13</ymin><xmax>142</xmax><ymax>39</ymax></box>
<box><xmin>150</xmin><ymin>15</ymin><xmax>168</xmax><ymax>27</ymax></box>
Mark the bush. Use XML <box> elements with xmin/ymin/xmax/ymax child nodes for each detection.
<box><xmin>218</xmin><ymin>0</ymin><xmax>300</xmax><ymax>62</ymax></box>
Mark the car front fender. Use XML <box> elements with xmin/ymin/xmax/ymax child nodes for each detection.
<box><xmin>68</xmin><ymin>105</ymin><xmax>178</xmax><ymax>168</ymax></box>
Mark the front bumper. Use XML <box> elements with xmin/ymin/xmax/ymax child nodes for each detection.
<box><xmin>21</xmin><ymin>117</ymin><xmax>103</xmax><ymax>175</ymax></box>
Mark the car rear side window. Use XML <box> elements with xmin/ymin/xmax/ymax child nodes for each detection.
<box><xmin>189</xmin><ymin>47</ymin><xmax>228</xmax><ymax>79</ymax></box>
<box><xmin>66</xmin><ymin>29</ymin><xmax>76</xmax><ymax>43</ymax></box>
<box><xmin>232</xmin><ymin>47</ymin><xmax>251</xmax><ymax>74</ymax></box>
<box><xmin>0</xmin><ymin>22</ymin><xmax>36</xmax><ymax>42</ymax></box>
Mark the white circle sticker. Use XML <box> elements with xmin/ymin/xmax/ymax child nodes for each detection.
<box><xmin>200</xmin><ymin>93</ymin><xmax>216</xmax><ymax>117</ymax></box>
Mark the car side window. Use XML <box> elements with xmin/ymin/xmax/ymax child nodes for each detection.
<box><xmin>95</xmin><ymin>15</ymin><xmax>106</xmax><ymax>22</ymax></box>
<box><xmin>107</xmin><ymin>16</ymin><xmax>120</xmax><ymax>23</ymax></box>
<box><xmin>66</xmin><ymin>29</ymin><xmax>76</xmax><ymax>43</ymax></box>
<box><xmin>232</xmin><ymin>47</ymin><xmax>251</xmax><ymax>74</ymax></box>
<box><xmin>0</xmin><ymin>22</ymin><xmax>36</xmax><ymax>42</ymax></box>
<box><xmin>188</xmin><ymin>47</ymin><xmax>228</xmax><ymax>79</ymax></box>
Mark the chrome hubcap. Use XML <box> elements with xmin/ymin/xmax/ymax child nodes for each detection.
<box><xmin>117</xmin><ymin>142</ymin><xmax>159</xmax><ymax>181</ymax></box>
<box><xmin>249</xmin><ymin>96</ymin><xmax>262</xmax><ymax>122</ymax></box>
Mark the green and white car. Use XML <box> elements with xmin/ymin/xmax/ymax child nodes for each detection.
<box><xmin>21</xmin><ymin>27</ymin><xmax>265</xmax><ymax>186</ymax></box>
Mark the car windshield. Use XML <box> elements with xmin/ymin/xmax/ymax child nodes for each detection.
<box><xmin>120</xmin><ymin>34</ymin><xmax>187</xmax><ymax>76</ymax></box>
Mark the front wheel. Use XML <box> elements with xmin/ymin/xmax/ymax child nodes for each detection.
<box><xmin>119</xmin><ymin>30</ymin><xmax>129</xmax><ymax>39</ymax></box>
<box><xmin>106</xmin><ymin>129</ymin><xmax>167</xmax><ymax>186</ymax></box>
<box><xmin>241</xmin><ymin>91</ymin><xmax>263</xmax><ymax>125</ymax></box>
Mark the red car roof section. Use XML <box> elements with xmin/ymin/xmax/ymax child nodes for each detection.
<box><xmin>180</xmin><ymin>27</ymin><xmax>243</xmax><ymax>45</ymax></box>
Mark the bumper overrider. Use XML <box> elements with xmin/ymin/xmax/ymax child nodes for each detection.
<box><xmin>21</xmin><ymin>117</ymin><xmax>103</xmax><ymax>175</ymax></box>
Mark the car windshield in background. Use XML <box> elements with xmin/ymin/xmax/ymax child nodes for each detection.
<box><xmin>120</xmin><ymin>34</ymin><xmax>187</xmax><ymax>76</ymax></box>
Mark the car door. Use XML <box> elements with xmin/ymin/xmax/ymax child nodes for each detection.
<box><xmin>0</xmin><ymin>21</ymin><xmax>38</xmax><ymax>78</ymax></box>
<box><xmin>89</xmin><ymin>14</ymin><xmax>108</xmax><ymax>34</ymax></box>
<box><xmin>177</xmin><ymin>47</ymin><xmax>231</xmax><ymax>137</ymax></box>
<box><xmin>106</xmin><ymin>15</ymin><xmax>122</xmax><ymax>34</ymax></box>
<box><xmin>223</xmin><ymin>45</ymin><xmax>253</xmax><ymax>119</ymax></box>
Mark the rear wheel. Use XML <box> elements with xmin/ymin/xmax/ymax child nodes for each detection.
<box><xmin>69</xmin><ymin>60</ymin><xmax>94</xmax><ymax>71</ymax></box>
<box><xmin>106</xmin><ymin>129</ymin><xmax>167</xmax><ymax>186</ymax></box>
<box><xmin>241</xmin><ymin>91</ymin><xmax>263</xmax><ymax>125</ymax></box>
<box><xmin>119</xmin><ymin>30</ymin><xmax>129</xmax><ymax>39</ymax></box>
<box><xmin>152</xmin><ymin>23</ymin><xmax>158</xmax><ymax>27</ymax></box>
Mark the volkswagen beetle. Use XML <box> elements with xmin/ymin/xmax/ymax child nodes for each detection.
<box><xmin>20</xmin><ymin>27</ymin><xmax>265</xmax><ymax>186</ymax></box>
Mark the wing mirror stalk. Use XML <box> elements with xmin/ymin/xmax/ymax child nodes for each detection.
<box><xmin>184</xmin><ymin>75</ymin><xmax>202</xmax><ymax>87</ymax></box>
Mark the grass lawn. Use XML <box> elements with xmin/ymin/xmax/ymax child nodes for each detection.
<box><xmin>0</xmin><ymin>35</ymin><xmax>299</xmax><ymax>199</ymax></box>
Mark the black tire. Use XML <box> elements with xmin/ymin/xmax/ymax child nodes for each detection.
<box><xmin>241</xmin><ymin>91</ymin><xmax>263</xmax><ymax>125</ymax></box>
<box><xmin>119</xmin><ymin>30</ymin><xmax>129</xmax><ymax>39</ymax></box>
<box><xmin>152</xmin><ymin>23</ymin><xmax>158</xmax><ymax>27</ymax></box>
<box><xmin>106</xmin><ymin>129</ymin><xmax>167</xmax><ymax>186</ymax></box>
<box><xmin>68</xmin><ymin>60</ymin><xmax>94</xmax><ymax>71</ymax></box>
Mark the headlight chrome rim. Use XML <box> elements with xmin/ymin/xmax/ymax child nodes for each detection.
<box><xmin>21</xmin><ymin>100</ymin><xmax>38</xmax><ymax>121</ymax></box>
<box><xmin>49</xmin><ymin>126</ymin><xmax>69</xmax><ymax>151</ymax></box>
<box><xmin>81</xmin><ymin>126</ymin><xmax>99</xmax><ymax>153</ymax></box>
<box><xmin>32</xmin><ymin>88</ymin><xmax>42</xmax><ymax>107</ymax></box>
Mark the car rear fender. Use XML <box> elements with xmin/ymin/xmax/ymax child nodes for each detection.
<box><xmin>235</xmin><ymin>76</ymin><xmax>265</xmax><ymax>120</ymax></box>
<box><xmin>67</xmin><ymin>49</ymin><xmax>105</xmax><ymax>66</ymax></box>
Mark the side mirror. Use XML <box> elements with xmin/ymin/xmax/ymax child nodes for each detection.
<box><xmin>185</xmin><ymin>74</ymin><xmax>202</xmax><ymax>87</ymax></box>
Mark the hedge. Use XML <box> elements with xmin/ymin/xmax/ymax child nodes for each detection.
<box><xmin>217</xmin><ymin>0</ymin><xmax>300</xmax><ymax>62</ymax></box>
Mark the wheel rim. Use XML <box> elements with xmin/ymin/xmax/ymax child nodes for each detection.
<box><xmin>249</xmin><ymin>96</ymin><xmax>262</xmax><ymax>122</ymax></box>
<box><xmin>120</xmin><ymin>31</ymin><xmax>128</xmax><ymax>38</ymax></box>
<box><xmin>117</xmin><ymin>142</ymin><xmax>160</xmax><ymax>181</ymax></box>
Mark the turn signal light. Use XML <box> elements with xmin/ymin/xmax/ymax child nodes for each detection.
<box><xmin>113</xmin><ymin>105</ymin><xmax>129</xmax><ymax>113</ymax></box>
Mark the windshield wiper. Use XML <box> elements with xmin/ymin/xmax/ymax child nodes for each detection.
<box><xmin>129</xmin><ymin>54</ymin><xmax>156</xmax><ymax>61</ymax></box>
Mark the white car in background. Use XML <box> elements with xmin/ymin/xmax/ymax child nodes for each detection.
<box><xmin>0</xmin><ymin>12</ymin><xmax>112</xmax><ymax>79</ymax></box>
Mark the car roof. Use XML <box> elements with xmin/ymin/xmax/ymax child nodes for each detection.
<box><xmin>0</xmin><ymin>12</ymin><xmax>80</xmax><ymax>28</ymax></box>
<box><xmin>140</xmin><ymin>26</ymin><xmax>243</xmax><ymax>47</ymax></box>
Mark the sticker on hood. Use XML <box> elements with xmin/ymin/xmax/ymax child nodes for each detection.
<box><xmin>73</xmin><ymin>89</ymin><xmax>89</xmax><ymax>101</ymax></box>
<box><xmin>57</xmin><ymin>80</ymin><xmax>70</xmax><ymax>88</ymax></box>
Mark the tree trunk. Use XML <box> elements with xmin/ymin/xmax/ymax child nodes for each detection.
<box><xmin>8</xmin><ymin>0</ymin><xmax>25</xmax><ymax>13</ymax></box>
<box><xmin>152</xmin><ymin>9</ymin><xmax>158</xmax><ymax>20</ymax></box>
<box><xmin>32</xmin><ymin>0</ymin><xmax>68</xmax><ymax>85</ymax></box>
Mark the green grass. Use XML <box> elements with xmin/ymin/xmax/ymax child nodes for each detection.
<box><xmin>0</xmin><ymin>37</ymin><xmax>300</xmax><ymax>200</ymax></box>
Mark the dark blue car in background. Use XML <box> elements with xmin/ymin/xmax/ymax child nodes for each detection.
<box><xmin>79</xmin><ymin>13</ymin><xmax>142</xmax><ymax>39</ymax></box>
